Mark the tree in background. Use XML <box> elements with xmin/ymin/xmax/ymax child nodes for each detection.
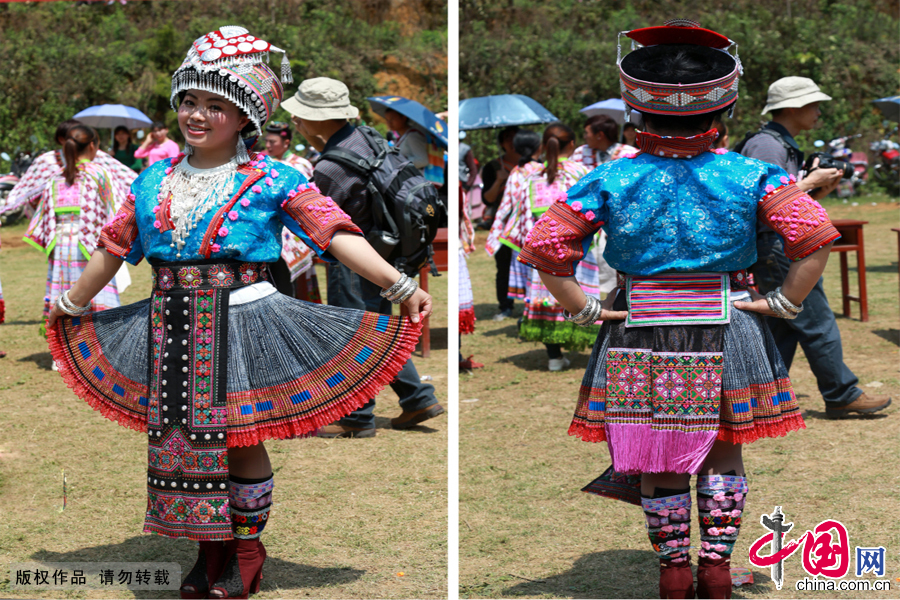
<box><xmin>0</xmin><ymin>0</ymin><xmax>447</xmax><ymax>153</ymax></box>
<box><xmin>461</xmin><ymin>0</ymin><xmax>898</xmax><ymax>161</ymax></box>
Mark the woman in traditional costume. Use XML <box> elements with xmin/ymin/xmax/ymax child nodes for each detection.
<box><xmin>25</xmin><ymin>125</ymin><xmax>121</xmax><ymax>332</ymax></box>
<box><xmin>518</xmin><ymin>20</ymin><xmax>839</xmax><ymax>599</ymax></box>
<box><xmin>47</xmin><ymin>27</ymin><xmax>430</xmax><ymax>600</ymax></box>
<box><xmin>458</xmin><ymin>184</ymin><xmax>482</xmax><ymax>371</ymax></box>
<box><xmin>491</xmin><ymin>123</ymin><xmax>600</xmax><ymax>370</ymax></box>
<box><xmin>2</xmin><ymin>119</ymin><xmax>137</xmax><ymax>216</ymax></box>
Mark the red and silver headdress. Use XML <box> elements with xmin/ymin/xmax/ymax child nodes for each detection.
<box><xmin>170</xmin><ymin>26</ymin><xmax>293</xmax><ymax>137</ymax></box>
<box><xmin>618</xmin><ymin>19</ymin><xmax>742</xmax><ymax>118</ymax></box>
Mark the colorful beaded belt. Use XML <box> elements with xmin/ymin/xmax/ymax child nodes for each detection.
<box><xmin>150</xmin><ymin>261</ymin><xmax>270</xmax><ymax>292</ymax></box>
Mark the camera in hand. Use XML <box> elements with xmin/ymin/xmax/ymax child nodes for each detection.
<box><xmin>803</xmin><ymin>152</ymin><xmax>854</xmax><ymax>179</ymax></box>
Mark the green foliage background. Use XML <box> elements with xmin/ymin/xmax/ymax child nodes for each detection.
<box><xmin>460</xmin><ymin>0</ymin><xmax>899</xmax><ymax>161</ymax></box>
<box><xmin>0</xmin><ymin>0</ymin><xmax>447</xmax><ymax>153</ymax></box>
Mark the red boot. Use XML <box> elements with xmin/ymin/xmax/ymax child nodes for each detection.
<box><xmin>659</xmin><ymin>559</ymin><xmax>695</xmax><ymax>599</ymax></box>
<box><xmin>209</xmin><ymin>537</ymin><xmax>266</xmax><ymax>599</ymax></box>
<box><xmin>696</xmin><ymin>556</ymin><xmax>731</xmax><ymax>599</ymax></box>
<box><xmin>179</xmin><ymin>540</ymin><xmax>227</xmax><ymax>599</ymax></box>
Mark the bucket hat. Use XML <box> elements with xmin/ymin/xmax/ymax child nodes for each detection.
<box><xmin>282</xmin><ymin>77</ymin><xmax>360</xmax><ymax>121</ymax></box>
<box><xmin>761</xmin><ymin>77</ymin><xmax>832</xmax><ymax>114</ymax></box>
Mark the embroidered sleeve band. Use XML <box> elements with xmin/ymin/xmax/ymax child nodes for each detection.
<box><xmin>280</xmin><ymin>186</ymin><xmax>362</xmax><ymax>252</ymax></box>
<box><xmin>518</xmin><ymin>201</ymin><xmax>601</xmax><ymax>277</ymax></box>
<box><xmin>758</xmin><ymin>183</ymin><xmax>840</xmax><ymax>261</ymax></box>
<box><xmin>98</xmin><ymin>192</ymin><xmax>142</xmax><ymax>264</ymax></box>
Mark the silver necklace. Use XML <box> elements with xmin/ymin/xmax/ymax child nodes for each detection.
<box><xmin>160</xmin><ymin>158</ymin><xmax>238</xmax><ymax>258</ymax></box>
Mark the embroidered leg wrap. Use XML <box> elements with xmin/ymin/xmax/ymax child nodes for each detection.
<box><xmin>642</xmin><ymin>491</ymin><xmax>694</xmax><ymax>599</ymax></box>
<box><xmin>230</xmin><ymin>475</ymin><xmax>273</xmax><ymax>539</ymax></box>
<box><xmin>210</xmin><ymin>476</ymin><xmax>272</xmax><ymax>598</ymax></box>
<box><xmin>696</xmin><ymin>474</ymin><xmax>748</xmax><ymax>599</ymax></box>
<box><xmin>697</xmin><ymin>474</ymin><xmax>747</xmax><ymax>560</ymax></box>
<box><xmin>642</xmin><ymin>491</ymin><xmax>692</xmax><ymax>563</ymax></box>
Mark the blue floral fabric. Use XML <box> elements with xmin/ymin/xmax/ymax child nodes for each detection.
<box><xmin>118</xmin><ymin>155</ymin><xmax>352</xmax><ymax>265</ymax></box>
<box><xmin>565</xmin><ymin>151</ymin><xmax>791</xmax><ymax>275</ymax></box>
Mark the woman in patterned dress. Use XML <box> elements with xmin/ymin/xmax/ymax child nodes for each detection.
<box><xmin>489</xmin><ymin>122</ymin><xmax>601</xmax><ymax>370</ymax></box>
<box><xmin>47</xmin><ymin>26</ymin><xmax>431</xmax><ymax>600</ymax></box>
<box><xmin>518</xmin><ymin>20</ymin><xmax>840</xmax><ymax>599</ymax></box>
<box><xmin>24</xmin><ymin>125</ymin><xmax>120</xmax><ymax>337</ymax></box>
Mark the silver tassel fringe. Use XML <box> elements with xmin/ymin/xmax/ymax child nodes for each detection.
<box><xmin>235</xmin><ymin>136</ymin><xmax>250</xmax><ymax>164</ymax></box>
<box><xmin>281</xmin><ymin>52</ymin><xmax>293</xmax><ymax>84</ymax></box>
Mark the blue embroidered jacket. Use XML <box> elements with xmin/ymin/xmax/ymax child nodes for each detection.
<box><xmin>98</xmin><ymin>153</ymin><xmax>361</xmax><ymax>266</ymax></box>
<box><xmin>519</xmin><ymin>130</ymin><xmax>840</xmax><ymax>277</ymax></box>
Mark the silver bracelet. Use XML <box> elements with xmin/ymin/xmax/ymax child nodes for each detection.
<box><xmin>380</xmin><ymin>274</ymin><xmax>409</xmax><ymax>302</ymax></box>
<box><xmin>381</xmin><ymin>275</ymin><xmax>418</xmax><ymax>305</ymax></box>
<box><xmin>774</xmin><ymin>287</ymin><xmax>803</xmax><ymax>315</ymax></box>
<box><xmin>57</xmin><ymin>290</ymin><xmax>90</xmax><ymax>316</ymax></box>
<box><xmin>766</xmin><ymin>291</ymin><xmax>797</xmax><ymax>319</ymax></box>
<box><xmin>564</xmin><ymin>295</ymin><xmax>602</xmax><ymax>326</ymax></box>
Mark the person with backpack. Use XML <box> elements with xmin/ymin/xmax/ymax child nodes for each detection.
<box><xmin>284</xmin><ymin>76</ymin><xmax>445</xmax><ymax>438</ymax></box>
<box><xmin>739</xmin><ymin>76</ymin><xmax>892</xmax><ymax>419</ymax></box>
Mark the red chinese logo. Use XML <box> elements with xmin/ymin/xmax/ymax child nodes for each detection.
<box><xmin>749</xmin><ymin>519</ymin><xmax>850</xmax><ymax>578</ymax></box>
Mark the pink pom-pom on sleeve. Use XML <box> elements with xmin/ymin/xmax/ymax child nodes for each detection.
<box><xmin>211</xmin><ymin>243</ymin><xmax>221</xmax><ymax>253</ymax></box>
<box><xmin>571</xmin><ymin>201</ymin><xmax>583</xmax><ymax>212</ymax></box>
<box><xmin>218</xmin><ymin>227</ymin><xmax>229</xmax><ymax>237</ymax></box>
<box><xmin>153</xmin><ymin>220</ymin><xmax>161</xmax><ymax>228</ymax></box>
<box><xmin>240</xmin><ymin>198</ymin><xmax>250</xmax><ymax>207</ymax></box>
<box><xmin>765</xmin><ymin>184</ymin><xmax>775</xmax><ymax>193</ymax></box>
<box><xmin>251</xmin><ymin>185</ymin><xmax>263</xmax><ymax>194</ymax></box>
<box><xmin>227</xmin><ymin>211</ymin><xmax>239</xmax><ymax>221</ymax></box>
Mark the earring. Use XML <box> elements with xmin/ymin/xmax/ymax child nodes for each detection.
<box><xmin>235</xmin><ymin>136</ymin><xmax>250</xmax><ymax>164</ymax></box>
<box><xmin>184</xmin><ymin>142</ymin><xmax>194</xmax><ymax>156</ymax></box>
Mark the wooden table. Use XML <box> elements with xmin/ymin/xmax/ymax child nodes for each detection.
<box><xmin>400</xmin><ymin>228</ymin><xmax>448</xmax><ymax>357</ymax></box>
<box><xmin>830</xmin><ymin>219</ymin><xmax>869</xmax><ymax>322</ymax></box>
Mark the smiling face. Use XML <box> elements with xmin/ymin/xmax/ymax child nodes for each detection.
<box><xmin>177</xmin><ymin>90</ymin><xmax>250</xmax><ymax>151</ymax></box>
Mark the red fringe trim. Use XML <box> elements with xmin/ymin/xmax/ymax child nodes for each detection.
<box><xmin>459</xmin><ymin>308</ymin><xmax>475</xmax><ymax>335</ymax></box>
<box><xmin>717</xmin><ymin>413</ymin><xmax>806</xmax><ymax>445</ymax></box>
<box><xmin>47</xmin><ymin>321</ymin><xmax>148</xmax><ymax>434</ymax></box>
<box><xmin>225</xmin><ymin>317</ymin><xmax>424</xmax><ymax>448</ymax></box>
<box><xmin>0</xmin><ymin>299</ymin><xmax>5</xmax><ymax>324</ymax></box>
<box><xmin>49</xmin><ymin>315</ymin><xmax>424</xmax><ymax>449</ymax></box>
<box><xmin>568</xmin><ymin>421</ymin><xmax>608</xmax><ymax>443</ymax></box>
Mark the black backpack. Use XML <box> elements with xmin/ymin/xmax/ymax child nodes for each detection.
<box><xmin>320</xmin><ymin>126</ymin><xmax>445</xmax><ymax>277</ymax></box>
<box><xmin>733</xmin><ymin>126</ymin><xmax>804</xmax><ymax>166</ymax></box>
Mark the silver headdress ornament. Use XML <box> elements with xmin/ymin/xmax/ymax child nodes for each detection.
<box><xmin>170</xmin><ymin>25</ymin><xmax>293</xmax><ymax>138</ymax></box>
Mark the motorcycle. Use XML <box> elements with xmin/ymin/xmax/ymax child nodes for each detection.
<box><xmin>813</xmin><ymin>134</ymin><xmax>868</xmax><ymax>198</ymax></box>
<box><xmin>869</xmin><ymin>126</ymin><xmax>900</xmax><ymax>196</ymax></box>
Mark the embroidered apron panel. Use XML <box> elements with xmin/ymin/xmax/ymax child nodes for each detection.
<box><xmin>143</xmin><ymin>261</ymin><xmax>265</xmax><ymax>540</ymax></box>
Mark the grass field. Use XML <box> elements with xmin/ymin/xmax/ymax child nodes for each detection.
<box><xmin>0</xmin><ymin>218</ymin><xmax>449</xmax><ymax>600</ymax></box>
<box><xmin>459</xmin><ymin>196</ymin><xmax>900</xmax><ymax>599</ymax></box>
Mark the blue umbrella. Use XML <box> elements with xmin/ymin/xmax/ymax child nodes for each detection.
<box><xmin>580</xmin><ymin>98</ymin><xmax>627</xmax><ymax>125</ymax></box>
<box><xmin>73</xmin><ymin>104</ymin><xmax>154</xmax><ymax>130</ymax></box>
<box><xmin>459</xmin><ymin>94</ymin><xmax>557</xmax><ymax>131</ymax></box>
<box><xmin>367</xmin><ymin>96</ymin><xmax>448</xmax><ymax>148</ymax></box>
<box><xmin>872</xmin><ymin>95</ymin><xmax>900</xmax><ymax>122</ymax></box>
